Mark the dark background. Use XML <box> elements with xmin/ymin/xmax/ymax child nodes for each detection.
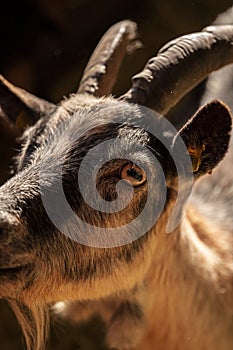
<box><xmin>1</xmin><ymin>0</ymin><xmax>232</xmax><ymax>102</ymax></box>
<box><xmin>0</xmin><ymin>0</ymin><xmax>232</xmax><ymax>349</ymax></box>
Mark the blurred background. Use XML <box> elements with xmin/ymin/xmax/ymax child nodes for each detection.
<box><xmin>0</xmin><ymin>0</ymin><xmax>232</xmax><ymax>349</ymax></box>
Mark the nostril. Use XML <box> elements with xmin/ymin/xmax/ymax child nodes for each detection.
<box><xmin>0</xmin><ymin>225</ymin><xmax>9</xmax><ymax>243</ymax></box>
<box><xmin>0</xmin><ymin>212</ymin><xmax>21</xmax><ymax>243</ymax></box>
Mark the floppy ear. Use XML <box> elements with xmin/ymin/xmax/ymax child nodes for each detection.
<box><xmin>173</xmin><ymin>100</ymin><xmax>232</xmax><ymax>177</ymax></box>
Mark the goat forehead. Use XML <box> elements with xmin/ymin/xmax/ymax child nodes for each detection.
<box><xmin>21</xmin><ymin>100</ymin><xmax>153</xmax><ymax>166</ymax></box>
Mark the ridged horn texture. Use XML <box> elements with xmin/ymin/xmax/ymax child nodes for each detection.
<box><xmin>120</xmin><ymin>25</ymin><xmax>233</xmax><ymax>115</ymax></box>
<box><xmin>77</xmin><ymin>20</ymin><xmax>139</xmax><ymax>97</ymax></box>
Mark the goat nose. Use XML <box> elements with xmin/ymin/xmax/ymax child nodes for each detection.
<box><xmin>0</xmin><ymin>224</ymin><xmax>9</xmax><ymax>243</ymax></box>
<box><xmin>0</xmin><ymin>212</ymin><xmax>21</xmax><ymax>243</ymax></box>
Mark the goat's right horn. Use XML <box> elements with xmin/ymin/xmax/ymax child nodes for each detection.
<box><xmin>120</xmin><ymin>25</ymin><xmax>233</xmax><ymax>116</ymax></box>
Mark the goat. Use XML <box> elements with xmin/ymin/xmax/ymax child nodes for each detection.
<box><xmin>0</xmin><ymin>13</ymin><xmax>233</xmax><ymax>350</ymax></box>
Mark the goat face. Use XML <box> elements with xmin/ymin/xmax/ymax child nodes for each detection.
<box><xmin>0</xmin><ymin>98</ymin><xmax>177</xmax><ymax>302</ymax></box>
<box><xmin>0</xmin><ymin>94</ymin><xmax>231</xmax><ymax>305</ymax></box>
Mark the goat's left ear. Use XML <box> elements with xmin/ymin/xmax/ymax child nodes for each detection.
<box><xmin>173</xmin><ymin>100</ymin><xmax>232</xmax><ymax>177</ymax></box>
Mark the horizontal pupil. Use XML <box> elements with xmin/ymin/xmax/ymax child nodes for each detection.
<box><xmin>126</xmin><ymin>168</ymin><xmax>143</xmax><ymax>181</ymax></box>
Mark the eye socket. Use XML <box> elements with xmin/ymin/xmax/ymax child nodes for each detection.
<box><xmin>121</xmin><ymin>163</ymin><xmax>147</xmax><ymax>187</ymax></box>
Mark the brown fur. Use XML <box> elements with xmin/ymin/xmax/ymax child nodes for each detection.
<box><xmin>134</xmin><ymin>207</ymin><xmax>233</xmax><ymax>350</ymax></box>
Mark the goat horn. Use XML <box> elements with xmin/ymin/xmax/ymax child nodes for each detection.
<box><xmin>77</xmin><ymin>20</ymin><xmax>140</xmax><ymax>97</ymax></box>
<box><xmin>120</xmin><ymin>25</ymin><xmax>233</xmax><ymax>115</ymax></box>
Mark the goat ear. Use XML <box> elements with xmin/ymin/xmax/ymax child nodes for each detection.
<box><xmin>0</xmin><ymin>75</ymin><xmax>55</xmax><ymax>131</ymax></box>
<box><xmin>0</xmin><ymin>75</ymin><xmax>55</xmax><ymax>183</ymax></box>
<box><xmin>173</xmin><ymin>100</ymin><xmax>232</xmax><ymax>177</ymax></box>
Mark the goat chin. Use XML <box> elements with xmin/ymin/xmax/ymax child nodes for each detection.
<box><xmin>7</xmin><ymin>300</ymin><xmax>49</xmax><ymax>350</ymax></box>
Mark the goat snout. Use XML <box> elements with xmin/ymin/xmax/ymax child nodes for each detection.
<box><xmin>0</xmin><ymin>222</ymin><xmax>10</xmax><ymax>243</ymax></box>
<box><xmin>0</xmin><ymin>212</ymin><xmax>34</xmax><ymax>285</ymax></box>
<box><xmin>0</xmin><ymin>212</ymin><xmax>23</xmax><ymax>239</ymax></box>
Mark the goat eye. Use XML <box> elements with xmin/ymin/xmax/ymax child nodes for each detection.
<box><xmin>121</xmin><ymin>164</ymin><xmax>147</xmax><ymax>186</ymax></box>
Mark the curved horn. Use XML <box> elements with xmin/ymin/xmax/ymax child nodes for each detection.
<box><xmin>77</xmin><ymin>20</ymin><xmax>140</xmax><ymax>97</ymax></box>
<box><xmin>120</xmin><ymin>25</ymin><xmax>233</xmax><ymax>115</ymax></box>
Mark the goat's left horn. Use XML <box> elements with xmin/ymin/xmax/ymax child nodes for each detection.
<box><xmin>120</xmin><ymin>25</ymin><xmax>233</xmax><ymax>115</ymax></box>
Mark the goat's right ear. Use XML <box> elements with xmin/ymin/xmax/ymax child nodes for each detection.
<box><xmin>173</xmin><ymin>100</ymin><xmax>232</xmax><ymax>177</ymax></box>
<box><xmin>0</xmin><ymin>75</ymin><xmax>55</xmax><ymax>132</ymax></box>
<box><xmin>0</xmin><ymin>75</ymin><xmax>56</xmax><ymax>183</ymax></box>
